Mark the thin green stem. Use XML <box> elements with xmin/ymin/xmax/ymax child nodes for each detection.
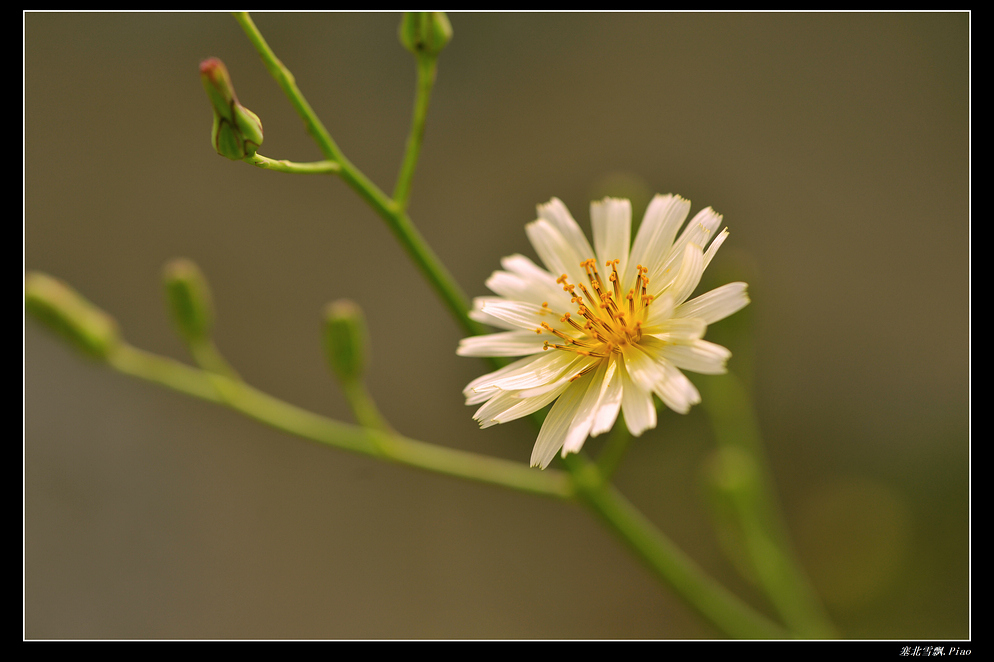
<box><xmin>340</xmin><ymin>378</ymin><xmax>394</xmax><ymax>434</ymax></box>
<box><xmin>393</xmin><ymin>55</ymin><xmax>438</xmax><ymax>210</ymax></box>
<box><xmin>594</xmin><ymin>420</ymin><xmax>632</xmax><ymax>480</ymax></box>
<box><xmin>188</xmin><ymin>338</ymin><xmax>240</xmax><ymax>380</ymax></box>
<box><xmin>561</xmin><ymin>454</ymin><xmax>788</xmax><ymax>639</ymax></box>
<box><xmin>103</xmin><ymin>338</ymin><xmax>785</xmax><ymax>638</ymax></box>
<box><xmin>232</xmin><ymin>12</ymin><xmax>341</xmax><ymax>162</ymax></box>
<box><xmin>356</xmin><ymin>181</ymin><xmax>485</xmax><ymax>339</ymax></box>
<box><xmin>245</xmin><ymin>153</ymin><xmax>341</xmax><ymax>175</ymax></box>
<box><xmin>234</xmin><ymin>12</ymin><xmax>484</xmax><ymax>339</ymax></box>
<box><xmin>699</xmin><ymin>373</ymin><xmax>835</xmax><ymax>638</ymax></box>
<box><xmin>107</xmin><ymin>343</ymin><xmax>223</xmax><ymax>403</ymax></box>
<box><xmin>107</xmin><ymin>342</ymin><xmax>570</xmax><ymax>499</ymax></box>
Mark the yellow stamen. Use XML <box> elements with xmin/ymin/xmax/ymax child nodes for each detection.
<box><xmin>537</xmin><ymin>257</ymin><xmax>654</xmax><ymax>360</ymax></box>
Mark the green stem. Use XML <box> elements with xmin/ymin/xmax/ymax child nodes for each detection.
<box><xmin>340</xmin><ymin>378</ymin><xmax>394</xmax><ymax>434</ymax></box>
<box><xmin>233</xmin><ymin>12</ymin><xmax>484</xmax><ymax>339</ymax></box>
<box><xmin>594</xmin><ymin>420</ymin><xmax>631</xmax><ymax>480</ymax></box>
<box><xmin>699</xmin><ymin>373</ymin><xmax>835</xmax><ymax>638</ymax></box>
<box><xmin>188</xmin><ymin>338</ymin><xmax>240</xmax><ymax>380</ymax></box>
<box><xmin>107</xmin><ymin>343</ymin><xmax>570</xmax><ymax>499</ymax></box>
<box><xmin>245</xmin><ymin>153</ymin><xmax>341</xmax><ymax>175</ymax></box>
<box><xmin>393</xmin><ymin>54</ymin><xmax>437</xmax><ymax>210</ymax></box>
<box><xmin>232</xmin><ymin>12</ymin><xmax>341</xmax><ymax>163</ymax></box>
<box><xmin>104</xmin><ymin>339</ymin><xmax>785</xmax><ymax>638</ymax></box>
<box><xmin>561</xmin><ymin>454</ymin><xmax>787</xmax><ymax>639</ymax></box>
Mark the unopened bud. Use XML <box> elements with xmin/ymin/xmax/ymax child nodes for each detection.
<box><xmin>323</xmin><ymin>300</ymin><xmax>368</xmax><ymax>384</ymax></box>
<box><xmin>200</xmin><ymin>57</ymin><xmax>264</xmax><ymax>160</ymax></box>
<box><xmin>25</xmin><ymin>272</ymin><xmax>120</xmax><ymax>360</ymax></box>
<box><xmin>398</xmin><ymin>12</ymin><xmax>452</xmax><ymax>57</ymax></box>
<box><xmin>163</xmin><ymin>259</ymin><xmax>214</xmax><ymax>343</ymax></box>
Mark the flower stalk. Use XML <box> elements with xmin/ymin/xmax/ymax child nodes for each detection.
<box><xmin>231</xmin><ymin>11</ymin><xmax>485</xmax><ymax>340</ymax></box>
<box><xmin>105</xmin><ymin>341</ymin><xmax>571</xmax><ymax>499</ymax></box>
<box><xmin>700</xmin><ymin>373</ymin><xmax>836</xmax><ymax>638</ymax></box>
<box><xmin>322</xmin><ymin>300</ymin><xmax>393</xmax><ymax>434</ymax></box>
<box><xmin>102</xmin><ymin>334</ymin><xmax>782</xmax><ymax>638</ymax></box>
<box><xmin>393</xmin><ymin>12</ymin><xmax>450</xmax><ymax>210</ymax></box>
<box><xmin>162</xmin><ymin>259</ymin><xmax>239</xmax><ymax>380</ymax></box>
<box><xmin>244</xmin><ymin>154</ymin><xmax>341</xmax><ymax>175</ymax></box>
<box><xmin>562</xmin><ymin>453</ymin><xmax>787</xmax><ymax>639</ymax></box>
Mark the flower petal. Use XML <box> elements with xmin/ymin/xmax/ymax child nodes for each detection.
<box><xmin>647</xmin><ymin>317</ymin><xmax>707</xmax><ymax>343</ymax></box>
<box><xmin>703</xmin><ymin>228</ymin><xmax>729</xmax><ymax>270</ymax></box>
<box><xmin>623</xmin><ymin>339</ymin><xmax>701</xmax><ymax>414</ymax></box>
<box><xmin>473</xmin><ymin>389</ymin><xmax>518</xmax><ymax>424</ymax></box>
<box><xmin>486</xmin><ymin>255</ymin><xmax>566</xmax><ymax>307</ymax></box>
<box><xmin>626</xmin><ymin>194</ymin><xmax>690</xmax><ymax>287</ymax></box>
<box><xmin>516</xmin><ymin>354</ymin><xmax>598</xmax><ymax>398</ymax></box>
<box><xmin>650</xmin><ymin>207</ymin><xmax>722</xmax><ymax>288</ymax></box>
<box><xmin>562</xmin><ymin>359</ymin><xmax>626</xmax><ymax>454</ymax></box>
<box><xmin>501</xmin><ymin>253</ymin><xmax>552</xmax><ymax>279</ymax></box>
<box><xmin>560</xmin><ymin>362</ymin><xmax>612</xmax><ymax>456</ymax></box>
<box><xmin>525</xmin><ymin>219</ymin><xmax>588</xmax><ymax>294</ymax></box>
<box><xmin>469</xmin><ymin>297</ymin><xmax>518</xmax><ymax>330</ymax></box>
<box><xmin>487</xmin><ymin>351</ymin><xmax>585</xmax><ymax>391</ymax></box>
<box><xmin>591</xmin><ymin>198</ymin><xmax>631</xmax><ymax>278</ymax></box>
<box><xmin>538</xmin><ymin>197</ymin><xmax>595</xmax><ymax>261</ymax></box>
<box><xmin>651</xmin><ymin>362</ymin><xmax>700</xmax><ymax>414</ymax></box>
<box><xmin>674</xmin><ymin>282</ymin><xmax>750</xmax><ymax>324</ymax></box>
<box><xmin>463</xmin><ymin>352</ymin><xmax>580</xmax><ymax>403</ymax></box>
<box><xmin>589</xmin><ymin>356</ymin><xmax>623</xmax><ymax>437</ymax></box>
<box><xmin>672</xmin><ymin>207</ymin><xmax>723</xmax><ymax>258</ymax></box>
<box><xmin>621</xmin><ymin>342</ymin><xmax>669</xmax><ymax>395</ymax></box>
<box><xmin>476</xmin><ymin>298</ymin><xmax>567</xmax><ymax>333</ymax></box>
<box><xmin>660</xmin><ymin>242</ymin><xmax>704</xmax><ymax>305</ymax></box>
<box><xmin>463</xmin><ymin>353</ymin><xmax>545</xmax><ymax>403</ymax></box>
<box><xmin>641</xmin><ymin>292</ymin><xmax>676</xmax><ymax>330</ymax></box>
<box><xmin>618</xmin><ymin>358</ymin><xmax>656</xmax><ymax>436</ymax></box>
<box><xmin>457</xmin><ymin>330</ymin><xmax>548</xmax><ymax>357</ymax></box>
<box><xmin>474</xmin><ymin>380</ymin><xmax>571</xmax><ymax>428</ymax></box>
<box><xmin>660</xmin><ymin>340</ymin><xmax>731</xmax><ymax>375</ymax></box>
<box><xmin>530</xmin><ymin>374</ymin><xmax>590</xmax><ymax>468</ymax></box>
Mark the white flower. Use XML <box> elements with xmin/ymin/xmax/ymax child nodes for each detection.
<box><xmin>458</xmin><ymin>195</ymin><xmax>751</xmax><ymax>469</ymax></box>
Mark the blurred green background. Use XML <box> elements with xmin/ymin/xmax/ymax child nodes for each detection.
<box><xmin>24</xmin><ymin>13</ymin><xmax>969</xmax><ymax>639</ymax></box>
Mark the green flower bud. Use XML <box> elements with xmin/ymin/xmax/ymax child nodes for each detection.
<box><xmin>200</xmin><ymin>57</ymin><xmax>264</xmax><ymax>160</ymax></box>
<box><xmin>163</xmin><ymin>259</ymin><xmax>214</xmax><ymax>343</ymax></box>
<box><xmin>322</xmin><ymin>299</ymin><xmax>368</xmax><ymax>384</ymax></box>
<box><xmin>25</xmin><ymin>272</ymin><xmax>120</xmax><ymax>360</ymax></box>
<box><xmin>398</xmin><ymin>12</ymin><xmax>452</xmax><ymax>57</ymax></box>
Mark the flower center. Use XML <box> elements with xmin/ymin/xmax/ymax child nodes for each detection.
<box><xmin>539</xmin><ymin>258</ymin><xmax>654</xmax><ymax>362</ymax></box>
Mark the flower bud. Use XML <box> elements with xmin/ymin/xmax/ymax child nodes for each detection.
<box><xmin>163</xmin><ymin>259</ymin><xmax>214</xmax><ymax>343</ymax></box>
<box><xmin>322</xmin><ymin>299</ymin><xmax>368</xmax><ymax>384</ymax></box>
<box><xmin>25</xmin><ymin>272</ymin><xmax>120</xmax><ymax>360</ymax></box>
<box><xmin>398</xmin><ymin>12</ymin><xmax>452</xmax><ymax>57</ymax></box>
<box><xmin>200</xmin><ymin>57</ymin><xmax>264</xmax><ymax>160</ymax></box>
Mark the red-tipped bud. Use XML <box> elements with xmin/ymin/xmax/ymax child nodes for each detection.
<box><xmin>200</xmin><ymin>58</ymin><xmax>264</xmax><ymax>160</ymax></box>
